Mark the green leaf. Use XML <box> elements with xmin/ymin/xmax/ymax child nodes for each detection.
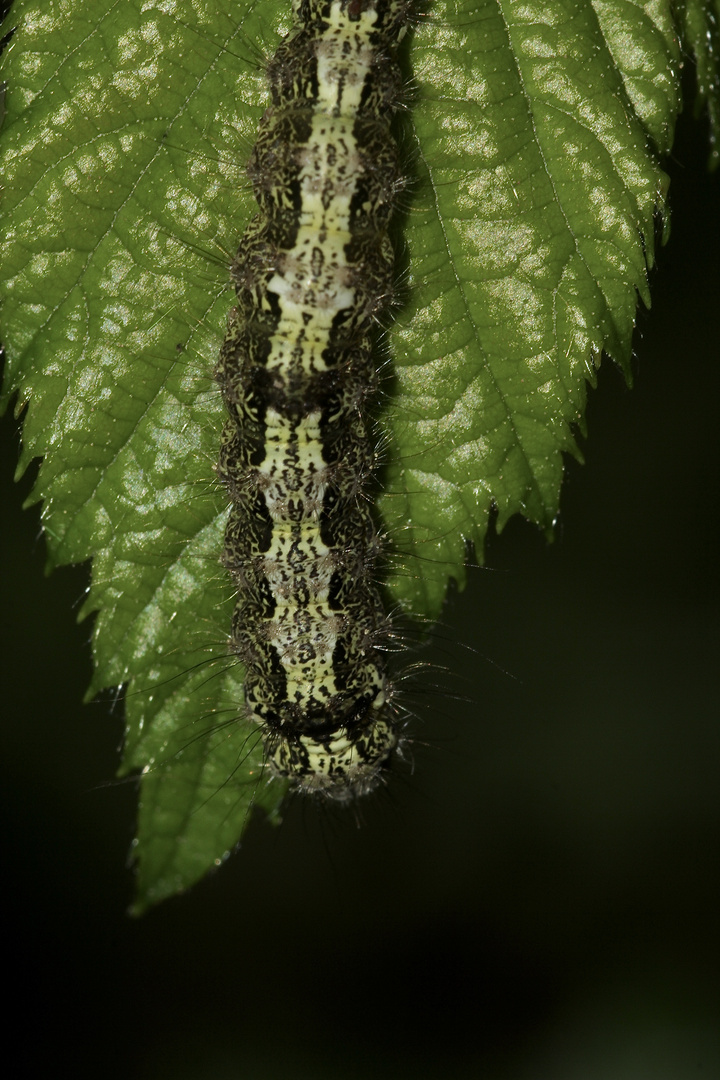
<box><xmin>1</xmin><ymin>0</ymin><xmax>716</xmax><ymax>907</ymax></box>
<box><xmin>681</xmin><ymin>0</ymin><xmax>720</xmax><ymax>167</ymax></box>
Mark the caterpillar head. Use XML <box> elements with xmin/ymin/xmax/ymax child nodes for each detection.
<box><xmin>267</xmin><ymin>689</ymin><xmax>399</xmax><ymax>801</ymax></box>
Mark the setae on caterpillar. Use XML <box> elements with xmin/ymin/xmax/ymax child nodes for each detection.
<box><xmin>215</xmin><ymin>0</ymin><xmax>412</xmax><ymax>800</ymax></box>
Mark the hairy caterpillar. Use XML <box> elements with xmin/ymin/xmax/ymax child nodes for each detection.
<box><xmin>215</xmin><ymin>0</ymin><xmax>413</xmax><ymax>799</ymax></box>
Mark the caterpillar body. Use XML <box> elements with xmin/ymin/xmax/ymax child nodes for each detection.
<box><xmin>215</xmin><ymin>0</ymin><xmax>412</xmax><ymax>799</ymax></box>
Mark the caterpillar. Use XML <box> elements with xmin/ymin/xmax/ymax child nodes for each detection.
<box><xmin>214</xmin><ymin>0</ymin><xmax>412</xmax><ymax>799</ymax></box>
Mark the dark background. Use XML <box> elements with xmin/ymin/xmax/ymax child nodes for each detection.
<box><xmin>2</xmin><ymin>102</ymin><xmax>719</xmax><ymax>1080</ymax></box>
